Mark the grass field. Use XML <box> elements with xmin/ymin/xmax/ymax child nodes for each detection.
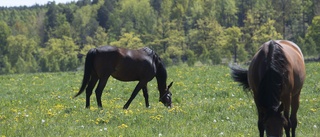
<box><xmin>0</xmin><ymin>63</ymin><xmax>319</xmax><ymax>136</ymax></box>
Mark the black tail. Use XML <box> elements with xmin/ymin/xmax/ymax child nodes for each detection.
<box><xmin>229</xmin><ymin>65</ymin><xmax>250</xmax><ymax>90</ymax></box>
<box><xmin>73</xmin><ymin>48</ymin><xmax>96</xmax><ymax>98</ymax></box>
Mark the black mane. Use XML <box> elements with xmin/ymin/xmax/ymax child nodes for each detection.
<box><xmin>258</xmin><ymin>41</ymin><xmax>289</xmax><ymax>111</ymax></box>
<box><xmin>155</xmin><ymin>54</ymin><xmax>168</xmax><ymax>94</ymax></box>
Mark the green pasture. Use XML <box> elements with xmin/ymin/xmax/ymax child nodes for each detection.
<box><xmin>0</xmin><ymin>63</ymin><xmax>319</xmax><ymax>136</ymax></box>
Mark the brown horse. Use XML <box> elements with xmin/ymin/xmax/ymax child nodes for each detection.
<box><xmin>230</xmin><ymin>40</ymin><xmax>305</xmax><ymax>137</ymax></box>
<box><xmin>74</xmin><ymin>46</ymin><xmax>173</xmax><ymax>109</ymax></box>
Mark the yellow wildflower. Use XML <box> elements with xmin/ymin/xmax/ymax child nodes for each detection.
<box><xmin>118</xmin><ymin>124</ymin><xmax>128</xmax><ymax>129</ymax></box>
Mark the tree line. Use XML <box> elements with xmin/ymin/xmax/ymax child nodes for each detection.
<box><xmin>0</xmin><ymin>0</ymin><xmax>319</xmax><ymax>74</ymax></box>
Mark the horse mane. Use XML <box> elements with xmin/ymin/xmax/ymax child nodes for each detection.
<box><xmin>154</xmin><ymin>52</ymin><xmax>168</xmax><ymax>92</ymax></box>
<box><xmin>258</xmin><ymin>40</ymin><xmax>289</xmax><ymax>111</ymax></box>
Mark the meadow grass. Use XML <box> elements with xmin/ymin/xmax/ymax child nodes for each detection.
<box><xmin>0</xmin><ymin>63</ymin><xmax>319</xmax><ymax>136</ymax></box>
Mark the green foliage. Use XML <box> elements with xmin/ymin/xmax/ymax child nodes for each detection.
<box><xmin>110</xmin><ymin>32</ymin><xmax>144</xmax><ymax>49</ymax></box>
<box><xmin>215</xmin><ymin>0</ymin><xmax>238</xmax><ymax>27</ymax></box>
<box><xmin>188</xmin><ymin>18</ymin><xmax>224</xmax><ymax>64</ymax></box>
<box><xmin>184</xmin><ymin>49</ymin><xmax>196</xmax><ymax>66</ymax></box>
<box><xmin>306</xmin><ymin>16</ymin><xmax>320</xmax><ymax>54</ymax></box>
<box><xmin>0</xmin><ymin>0</ymin><xmax>319</xmax><ymax>74</ymax></box>
<box><xmin>160</xmin><ymin>53</ymin><xmax>173</xmax><ymax>66</ymax></box>
<box><xmin>0</xmin><ymin>21</ymin><xmax>11</xmax><ymax>47</ymax></box>
<box><xmin>40</xmin><ymin>36</ymin><xmax>79</xmax><ymax>72</ymax></box>
<box><xmin>6</xmin><ymin>35</ymin><xmax>38</xmax><ymax>73</ymax></box>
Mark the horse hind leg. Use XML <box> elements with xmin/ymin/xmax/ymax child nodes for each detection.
<box><xmin>142</xmin><ymin>86</ymin><xmax>150</xmax><ymax>108</ymax></box>
<box><xmin>85</xmin><ymin>76</ymin><xmax>98</xmax><ymax>108</ymax></box>
<box><xmin>94</xmin><ymin>76</ymin><xmax>110</xmax><ymax>109</ymax></box>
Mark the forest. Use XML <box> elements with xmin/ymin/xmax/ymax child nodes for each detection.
<box><xmin>0</xmin><ymin>0</ymin><xmax>319</xmax><ymax>74</ymax></box>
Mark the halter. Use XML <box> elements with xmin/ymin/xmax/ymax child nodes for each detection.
<box><xmin>160</xmin><ymin>91</ymin><xmax>171</xmax><ymax>101</ymax></box>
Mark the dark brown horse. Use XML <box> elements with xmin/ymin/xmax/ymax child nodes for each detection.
<box><xmin>230</xmin><ymin>40</ymin><xmax>305</xmax><ymax>137</ymax></box>
<box><xmin>74</xmin><ymin>46</ymin><xmax>173</xmax><ymax>109</ymax></box>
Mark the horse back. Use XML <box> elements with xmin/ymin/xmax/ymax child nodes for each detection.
<box><xmin>95</xmin><ymin>46</ymin><xmax>157</xmax><ymax>82</ymax></box>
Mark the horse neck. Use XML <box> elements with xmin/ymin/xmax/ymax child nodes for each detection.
<box><xmin>155</xmin><ymin>63</ymin><xmax>167</xmax><ymax>96</ymax></box>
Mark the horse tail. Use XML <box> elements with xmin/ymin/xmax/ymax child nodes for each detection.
<box><xmin>258</xmin><ymin>40</ymin><xmax>288</xmax><ymax>110</ymax></box>
<box><xmin>74</xmin><ymin>48</ymin><xmax>96</xmax><ymax>98</ymax></box>
<box><xmin>230</xmin><ymin>65</ymin><xmax>250</xmax><ymax>90</ymax></box>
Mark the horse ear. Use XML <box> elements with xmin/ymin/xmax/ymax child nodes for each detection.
<box><xmin>168</xmin><ymin>82</ymin><xmax>173</xmax><ymax>89</ymax></box>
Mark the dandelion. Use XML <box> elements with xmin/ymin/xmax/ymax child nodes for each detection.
<box><xmin>54</xmin><ymin>104</ymin><xmax>64</xmax><ymax>110</ymax></box>
<box><xmin>228</xmin><ymin>105</ymin><xmax>235</xmax><ymax>111</ymax></box>
<box><xmin>118</xmin><ymin>124</ymin><xmax>128</xmax><ymax>129</ymax></box>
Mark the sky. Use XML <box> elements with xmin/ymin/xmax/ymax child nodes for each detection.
<box><xmin>0</xmin><ymin>0</ymin><xmax>75</xmax><ymax>7</ymax></box>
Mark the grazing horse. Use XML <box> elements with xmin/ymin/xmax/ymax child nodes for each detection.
<box><xmin>230</xmin><ymin>40</ymin><xmax>305</xmax><ymax>137</ymax></box>
<box><xmin>74</xmin><ymin>46</ymin><xmax>173</xmax><ymax>109</ymax></box>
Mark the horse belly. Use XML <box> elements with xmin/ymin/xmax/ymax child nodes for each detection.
<box><xmin>111</xmin><ymin>70</ymin><xmax>140</xmax><ymax>81</ymax></box>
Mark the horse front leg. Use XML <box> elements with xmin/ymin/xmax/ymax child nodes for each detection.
<box><xmin>258</xmin><ymin>110</ymin><xmax>265</xmax><ymax>137</ymax></box>
<box><xmin>85</xmin><ymin>77</ymin><xmax>98</xmax><ymax>108</ymax></box>
<box><xmin>290</xmin><ymin>94</ymin><xmax>301</xmax><ymax>137</ymax></box>
<box><xmin>142</xmin><ymin>86</ymin><xmax>150</xmax><ymax>108</ymax></box>
<box><xmin>283</xmin><ymin>98</ymin><xmax>291</xmax><ymax>137</ymax></box>
<box><xmin>123</xmin><ymin>81</ymin><xmax>146</xmax><ymax>109</ymax></box>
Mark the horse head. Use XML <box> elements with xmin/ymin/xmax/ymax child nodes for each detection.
<box><xmin>264</xmin><ymin>103</ymin><xmax>288</xmax><ymax>137</ymax></box>
<box><xmin>159</xmin><ymin>82</ymin><xmax>173</xmax><ymax>108</ymax></box>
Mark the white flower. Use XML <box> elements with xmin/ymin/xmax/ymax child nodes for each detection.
<box><xmin>41</xmin><ymin>119</ymin><xmax>45</xmax><ymax>123</ymax></box>
<box><xmin>104</xmin><ymin>127</ymin><xmax>107</xmax><ymax>131</ymax></box>
<box><xmin>159</xmin><ymin>133</ymin><xmax>162</xmax><ymax>137</ymax></box>
<box><xmin>213</xmin><ymin>119</ymin><xmax>217</xmax><ymax>123</ymax></box>
<box><xmin>314</xmin><ymin>125</ymin><xmax>317</xmax><ymax>128</ymax></box>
